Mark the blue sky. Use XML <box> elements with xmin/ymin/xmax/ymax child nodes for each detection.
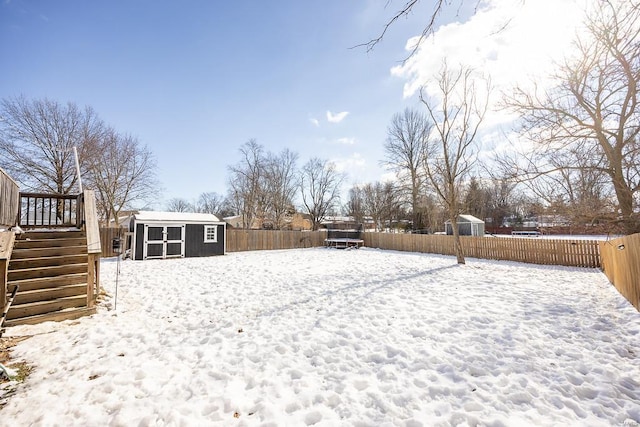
<box><xmin>1</xmin><ymin>0</ymin><xmax>592</xmax><ymax>209</ymax></box>
<box><xmin>1</xmin><ymin>1</ymin><xmax>441</xmax><ymax>207</ymax></box>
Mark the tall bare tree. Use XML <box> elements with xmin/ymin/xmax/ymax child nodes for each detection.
<box><xmin>383</xmin><ymin>108</ymin><xmax>433</xmax><ymax>231</ymax></box>
<box><xmin>0</xmin><ymin>96</ymin><xmax>104</xmax><ymax>194</ymax></box>
<box><xmin>463</xmin><ymin>176</ymin><xmax>490</xmax><ymax>221</ymax></box>
<box><xmin>362</xmin><ymin>181</ymin><xmax>401</xmax><ymax>231</ymax></box>
<box><xmin>346</xmin><ymin>185</ymin><xmax>366</xmax><ymax>225</ymax></box>
<box><xmin>300</xmin><ymin>158</ymin><xmax>344</xmax><ymax>230</ymax></box>
<box><xmin>264</xmin><ymin>149</ymin><xmax>299</xmax><ymax>229</ymax></box>
<box><xmin>484</xmin><ymin>178</ymin><xmax>517</xmax><ymax>230</ymax></box>
<box><xmin>421</xmin><ymin>63</ymin><xmax>490</xmax><ymax>263</ymax></box>
<box><xmin>86</xmin><ymin>129</ymin><xmax>158</xmax><ymax>226</ymax></box>
<box><xmin>504</xmin><ymin>0</ymin><xmax>640</xmax><ymax>233</ymax></box>
<box><xmin>227</xmin><ymin>140</ymin><xmax>266</xmax><ymax>229</ymax></box>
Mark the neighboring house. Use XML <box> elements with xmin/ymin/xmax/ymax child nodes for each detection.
<box><xmin>321</xmin><ymin>216</ymin><xmax>359</xmax><ymax>230</ymax></box>
<box><xmin>105</xmin><ymin>210</ymin><xmax>139</xmax><ymax>228</ymax></box>
<box><xmin>223</xmin><ymin>212</ymin><xmax>313</xmax><ymax>231</ymax></box>
<box><xmin>288</xmin><ymin>213</ymin><xmax>313</xmax><ymax>231</ymax></box>
<box><xmin>445</xmin><ymin>215</ymin><xmax>485</xmax><ymax>236</ymax></box>
<box><xmin>223</xmin><ymin>215</ymin><xmax>244</xmax><ymax>229</ymax></box>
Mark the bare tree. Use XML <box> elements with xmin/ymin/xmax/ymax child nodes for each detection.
<box><xmin>356</xmin><ymin>1</ymin><xmax>522</xmax><ymax>60</ymax></box>
<box><xmin>484</xmin><ymin>178</ymin><xmax>517</xmax><ymax>230</ymax></box>
<box><xmin>166</xmin><ymin>198</ymin><xmax>195</xmax><ymax>213</ymax></box>
<box><xmin>383</xmin><ymin>108</ymin><xmax>433</xmax><ymax>231</ymax></box>
<box><xmin>346</xmin><ymin>184</ymin><xmax>366</xmax><ymax>225</ymax></box>
<box><xmin>227</xmin><ymin>140</ymin><xmax>266</xmax><ymax>229</ymax></box>
<box><xmin>299</xmin><ymin>158</ymin><xmax>344</xmax><ymax>230</ymax></box>
<box><xmin>463</xmin><ymin>176</ymin><xmax>490</xmax><ymax>221</ymax></box>
<box><xmin>421</xmin><ymin>63</ymin><xmax>490</xmax><ymax>263</ymax></box>
<box><xmin>264</xmin><ymin>149</ymin><xmax>299</xmax><ymax>229</ymax></box>
<box><xmin>0</xmin><ymin>96</ymin><xmax>104</xmax><ymax>194</ymax></box>
<box><xmin>86</xmin><ymin>129</ymin><xmax>159</xmax><ymax>226</ymax></box>
<box><xmin>356</xmin><ymin>1</ymin><xmax>471</xmax><ymax>56</ymax></box>
<box><xmin>197</xmin><ymin>192</ymin><xmax>225</xmax><ymax>216</ymax></box>
<box><xmin>504</xmin><ymin>0</ymin><xmax>640</xmax><ymax>233</ymax></box>
<box><xmin>362</xmin><ymin>181</ymin><xmax>401</xmax><ymax>231</ymax></box>
<box><xmin>509</xmin><ymin>147</ymin><xmax>613</xmax><ymax>227</ymax></box>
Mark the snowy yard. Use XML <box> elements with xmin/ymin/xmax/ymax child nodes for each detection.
<box><xmin>2</xmin><ymin>248</ymin><xmax>640</xmax><ymax>426</ymax></box>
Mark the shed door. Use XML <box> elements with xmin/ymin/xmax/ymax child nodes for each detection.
<box><xmin>143</xmin><ymin>224</ymin><xmax>185</xmax><ymax>259</ymax></box>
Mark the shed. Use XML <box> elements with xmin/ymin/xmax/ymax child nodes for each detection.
<box><xmin>129</xmin><ymin>211</ymin><xmax>226</xmax><ymax>260</ymax></box>
<box><xmin>445</xmin><ymin>214</ymin><xmax>485</xmax><ymax>236</ymax></box>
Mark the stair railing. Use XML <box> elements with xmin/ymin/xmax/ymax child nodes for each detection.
<box><xmin>18</xmin><ymin>192</ymin><xmax>82</xmax><ymax>228</ymax></box>
<box><xmin>0</xmin><ymin>168</ymin><xmax>19</xmax><ymax>228</ymax></box>
<box><xmin>0</xmin><ymin>232</ymin><xmax>15</xmax><ymax>324</ymax></box>
<box><xmin>82</xmin><ymin>189</ymin><xmax>102</xmax><ymax>307</ymax></box>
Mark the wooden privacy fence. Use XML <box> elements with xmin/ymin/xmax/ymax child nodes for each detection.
<box><xmin>226</xmin><ymin>229</ymin><xmax>327</xmax><ymax>252</ymax></box>
<box><xmin>599</xmin><ymin>234</ymin><xmax>640</xmax><ymax>310</ymax></box>
<box><xmin>98</xmin><ymin>228</ymin><xmax>600</xmax><ymax>267</ymax></box>
<box><xmin>363</xmin><ymin>233</ymin><xmax>601</xmax><ymax>268</ymax></box>
<box><xmin>98</xmin><ymin>228</ymin><xmax>328</xmax><ymax>257</ymax></box>
<box><xmin>0</xmin><ymin>168</ymin><xmax>19</xmax><ymax>227</ymax></box>
<box><xmin>100</xmin><ymin>227</ymin><xmax>126</xmax><ymax>258</ymax></box>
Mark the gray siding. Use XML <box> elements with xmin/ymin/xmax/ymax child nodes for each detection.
<box><xmin>185</xmin><ymin>223</ymin><xmax>225</xmax><ymax>257</ymax></box>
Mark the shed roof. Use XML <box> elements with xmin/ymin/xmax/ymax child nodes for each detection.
<box><xmin>445</xmin><ymin>214</ymin><xmax>484</xmax><ymax>224</ymax></box>
<box><xmin>133</xmin><ymin>211</ymin><xmax>222</xmax><ymax>223</ymax></box>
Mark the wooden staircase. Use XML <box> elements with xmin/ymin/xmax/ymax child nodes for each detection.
<box><xmin>4</xmin><ymin>230</ymin><xmax>96</xmax><ymax>327</ymax></box>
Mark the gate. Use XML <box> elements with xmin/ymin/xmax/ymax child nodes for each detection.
<box><xmin>143</xmin><ymin>224</ymin><xmax>185</xmax><ymax>259</ymax></box>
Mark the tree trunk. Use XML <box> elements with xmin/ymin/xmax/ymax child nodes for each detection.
<box><xmin>449</xmin><ymin>214</ymin><xmax>465</xmax><ymax>264</ymax></box>
<box><xmin>610</xmin><ymin>168</ymin><xmax>638</xmax><ymax>234</ymax></box>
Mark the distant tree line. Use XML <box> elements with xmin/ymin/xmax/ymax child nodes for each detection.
<box><xmin>167</xmin><ymin>139</ymin><xmax>345</xmax><ymax>231</ymax></box>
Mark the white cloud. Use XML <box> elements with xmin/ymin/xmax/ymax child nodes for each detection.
<box><xmin>336</xmin><ymin>137</ymin><xmax>356</xmax><ymax>145</ymax></box>
<box><xmin>391</xmin><ymin>0</ymin><xmax>595</xmax><ymax>111</ymax></box>
<box><xmin>331</xmin><ymin>153</ymin><xmax>366</xmax><ymax>173</ymax></box>
<box><xmin>380</xmin><ymin>171</ymin><xmax>397</xmax><ymax>184</ymax></box>
<box><xmin>326</xmin><ymin>110</ymin><xmax>349</xmax><ymax>123</ymax></box>
<box><xmin>309</xmin><ymin>118</ymin><xmax>320</xmax><ymax>127</ymax></box>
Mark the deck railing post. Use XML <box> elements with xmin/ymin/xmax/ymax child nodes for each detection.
<box><xmin>0</xmin><ymin>232</ymin><xmax>15</xmax><ymax>320</ymax></box>
<box><xmin>83</xmin><ymin>189</ymin><xmax>101</xmax><ymax>304</ymax></box>
<box><xmin>76</xmin><ymin>193</ymin><xmax>83</xmax><ymax>229</ymax></box>
<box><xmin>0</xmin><ymin>258</ymin><xmax>6</xmax><ymax>321</ymax></box>
<box><xmin>0</xmin><ymin>168</ymin><xmax>20</xmax><ymax>227</ymax></box>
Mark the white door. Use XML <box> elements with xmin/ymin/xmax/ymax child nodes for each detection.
<box><xmin>143</xmin><ymin>224</ymin><xmax>185</xmax><ymax>259</ymax></box>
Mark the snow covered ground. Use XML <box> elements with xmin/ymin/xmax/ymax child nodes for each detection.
<box><xmin>2</xmin><ymin>248</ymin><xmax>640</xmax><ymax>426</ymax></box>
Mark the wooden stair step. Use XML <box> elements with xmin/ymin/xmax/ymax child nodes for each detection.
<box><xmin>6</xmin><ymin>295</ymin><xmax>88</xmax><ymax>320</ymax></box>
<box><xmin>10</xmin><ymin>245</ymin><xmax>88</xmax><ymax>259</ymax></box>
<box><xmin>14</xmin><ymin>237</ymin><xmax>87</xmax><ymax>249</ymax></box>
<box><xmin>9</xmin><ymin>254</ymin><xmax>88</xmax><ymax>270</ymax></box>
<box><xmin>6</xmin><ymin>273</ymin><xmax>88</xmax><ymax>292</ymax></box>
<box><xmin>17</xmin><ymin>230</ymin><xmax>85</xmax><ymax>240</ymax></box>
<box><xmin>3</xmin><ymin>307</ymin><xmax>96</xmax><ymax>327</ymax></box>
<box><xmin>13</xmin><ymin>284</ymin><xmax>88</xmax><ymax>305</ymax></box>
<box><xmin>8</xmin><ymin>263</ymin><xmax>88</xmax><ymax>281</ymax></box>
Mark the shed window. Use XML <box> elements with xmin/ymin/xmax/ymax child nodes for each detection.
<box><xmin>204</xmin><ymin>225</ymin><xmax>218</xmax><ymax>243</ymax></box>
